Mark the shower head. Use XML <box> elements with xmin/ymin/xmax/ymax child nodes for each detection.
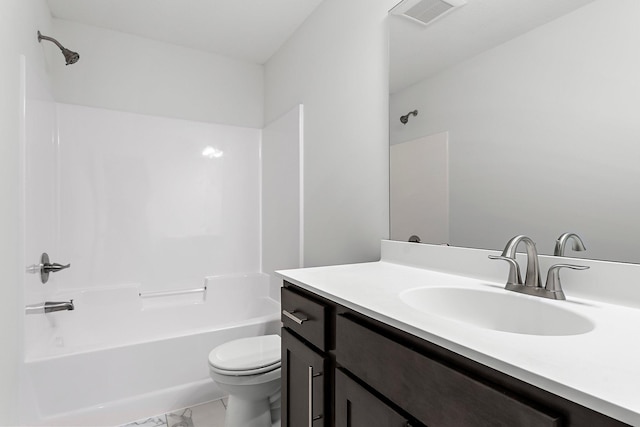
<box><xmin>400</xmin><ymin>110</ymin><xmax>418</xmax><ymax>124</ymax></box>
<box><xmin>37</xmin><ymin>31</ymin><xmax>80</xmax><ymax>65</ymax></box>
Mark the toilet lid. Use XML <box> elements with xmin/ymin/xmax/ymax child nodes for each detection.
<box><xmin>208</xmin><ymin>335</ymin><xmax>281</xmax><ymax>373</ymax></box>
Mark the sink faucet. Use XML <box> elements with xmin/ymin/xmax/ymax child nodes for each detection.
<box><xmin>489</xmin><ymin>235</ymin><xmax>541</xmax><ymax>288</ymax></box>
<box><xmin>490</xmin><ymin>235</ymin><xmax>589</xmax><ymax>300</ymax></box>
<box><xmin>554</xmin><ymin>232</ymin><xmax>586</xmax><ymax>256</ymax></box>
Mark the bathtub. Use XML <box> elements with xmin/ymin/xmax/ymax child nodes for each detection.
<box><xmin>21</xmin><ymin>273</ymin><xmax>280</xmax><ymax>426</ymax></box>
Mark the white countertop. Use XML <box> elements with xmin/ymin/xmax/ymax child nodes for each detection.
<box><xmin>278</xmin><ymin>243</ymin><xmax>640</xmax><ymax>425</ymax></box>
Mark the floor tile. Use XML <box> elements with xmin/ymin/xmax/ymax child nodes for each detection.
<box><xmin>121</xmin><ymin>415</ymin><xmax>168</xmax><ymax>427</ymax></box>
<box><xmin>166</xmin><ymin>407</ymin><xmax>195</xmax><ymax>427</ymax></box>
<box><xmin>167</xmin><ymin>400</ymin><xmax>226</xmax><ymax>427</ymax></box>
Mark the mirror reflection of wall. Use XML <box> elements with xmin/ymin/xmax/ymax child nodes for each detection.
<box><xmin>390</xmin><ymin>131</ymin><xmax>449</xmax><ymax>244</ymax></box>
<box><xmin>390</xmin><ymin>0</ymin><xmax>640</xmax><ymax>263</ymax></box>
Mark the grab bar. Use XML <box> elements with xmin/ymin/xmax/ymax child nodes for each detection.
<box><xmin>138</xmin><ymin>286</ymin><xmax>207</xmax><ymax>299</ymax></box>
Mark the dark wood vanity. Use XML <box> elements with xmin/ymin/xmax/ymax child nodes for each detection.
<box><xmin>281</xmin><ymin>281</ymin><xmax>629</xmax><ymax>427</ymax></box>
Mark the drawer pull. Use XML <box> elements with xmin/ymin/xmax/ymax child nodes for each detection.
<box><xmin>308</xmin><ymin>366</ymin><xmax>324</xmax><ymax>425</ymax></box>
<box><xmin>308</xmin><ymin>366</ymin><xmax>313</xmax><ymax>427</ymax></box>
<box><xmin>283</xmin><ymin>309</ymin><xmax>308</xmax><ymax>324</ymax></box>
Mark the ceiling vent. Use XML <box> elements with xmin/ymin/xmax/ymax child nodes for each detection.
<box><xmin>390</xmin><ymin>0</ymin><xmax>467</xmax><ymax>26</ymax></box>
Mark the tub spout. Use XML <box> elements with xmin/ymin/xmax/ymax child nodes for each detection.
<box><xmin>25</xmin><ymin>300</ymin><xmax>74</xmax><ymax>315</ymax></box>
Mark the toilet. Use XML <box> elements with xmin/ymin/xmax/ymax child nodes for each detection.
<box><xmin>208</xmin><ymin>334</ymin><xmax>281</xmax><ymax>427</ymax></box>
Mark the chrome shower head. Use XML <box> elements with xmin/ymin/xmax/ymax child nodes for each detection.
<box><xmin>37</xmin><ymin>31</ymin><xmax>80</xmax><ymax>65</ymax></box>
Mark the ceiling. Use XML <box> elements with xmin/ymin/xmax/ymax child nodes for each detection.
<box><xmin>390</xmin><ymin>0</ymin><xmax>596</xmax><ymax>93</ymax></box>
<box><xmin>46</xmin><ymin>0</ymin><xmax>325</xmax><ymax>65</ymax></box>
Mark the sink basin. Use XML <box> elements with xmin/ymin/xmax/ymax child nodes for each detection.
<box><xmin>399</xmin><ymin>287</ymin><xmax>594</xmax><ymax>336</ymax></box>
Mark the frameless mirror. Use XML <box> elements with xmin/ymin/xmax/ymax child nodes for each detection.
<box><xmin>389</xmin><ymin>0</ymin><xmax>640</xmax><ymax>264</ymax></box>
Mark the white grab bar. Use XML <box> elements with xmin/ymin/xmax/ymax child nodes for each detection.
<box><xmin>139</xmin><ymin>286</ymin><xmax>207</xmax><ymax>299</ymax></box>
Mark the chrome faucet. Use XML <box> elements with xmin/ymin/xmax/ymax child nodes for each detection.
<box><xmin>489</xmin><ymin>235</ymin><xmax>541</xmax><ymax>288</ymax></box>
<box><xmin>544</xmin><ymin>264</ymin><xmax>589</xmax><ymax>300</ymax></box>
<box><xmin>25</xmin><ymin>300</ymin><xmax>74</xmax><ymax>315</ymax></box>
<box><xmin>490</xmin><ymin>235</ymin><xmax>589</xmax><ymax>300</ymax></box>
<box><xmin>554</xmin><ymin>232</ymin><xmax>586</xmax><ymax>256</ymax></box>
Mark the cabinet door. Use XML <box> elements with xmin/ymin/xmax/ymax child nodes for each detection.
<box><xmin>335</xmin><ymin>369</ymin><xmax>411</xmax><ymax>427</ymax></box>
<box><xmin>336</xmin><ymin>315</ymin><xmax>561</xmax><ymax>427</ymax></box>
<box><xmin>282</xmin><ymin>328</ymin><xmax>327</xmax><ymax>427</ymax></box>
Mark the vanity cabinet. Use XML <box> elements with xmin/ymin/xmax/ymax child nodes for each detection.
<box><xmin>282</xmin><ymin>282</ymin><xmax>628</xmax><ymax>427</ymax></box>
<box><xmin>281</xmin><ymin>287</ymin><xmax>330</xmax><ymax>427</ymax></box>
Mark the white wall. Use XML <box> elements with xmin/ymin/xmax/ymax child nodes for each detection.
<box><xmin>264</xmin><ymin>0</ymin><xmax>396</xmax><ymax>267</ymax></box>
<box><xmin>50</xmin><ymin>19</ymin><xmax>264</xmax><ymax>129</ymax></box>
<box><xmin>0</xmin><ymin>1</ymin><xmax>53</xmax><ymax>423</ymax></box>
<box><xmin>390</xmin><ymin>0</ymin><xmax>640</xmax><ymax>263</ymax></box>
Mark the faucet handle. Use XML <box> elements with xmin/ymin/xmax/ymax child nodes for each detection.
<box><xmin>544</xmin><ymin>264</ymin><xmax>590</xmax><ymax>300</ymax></box>
<box><xmin>489</xmin><ymin>255</ymin><xmax>523</xmax><ymax>286</ymax></box>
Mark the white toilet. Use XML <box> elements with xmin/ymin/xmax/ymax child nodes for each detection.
<box><xmin>208</xmin><ymin>334</ymin><xmax>281</xmax><ymax>427</ymax></box>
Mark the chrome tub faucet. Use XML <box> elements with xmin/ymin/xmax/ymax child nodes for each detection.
<box><xmin>25</xmin><ymin>300</ymin><xmax>74</xmax><ymax>315</ymax></box>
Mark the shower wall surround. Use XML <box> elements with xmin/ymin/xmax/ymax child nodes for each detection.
<box><xmin>21</xmin><ymin>104</ymin><xmax>296</xmax><ymax>425</ymax></box>
<box><xmin>262</xmin><ymin>105</ymin><xmax>304</xmax><ymax>300</ymax></box>
<box><xmin>22</xmin><ymin>66</ymin><xmax>59</xmax><ymax>358</ymax></box>
<box><xmin>54</xmin><ymin>104</ymin><xmax>261</xmax><ymax>294</ymax></box>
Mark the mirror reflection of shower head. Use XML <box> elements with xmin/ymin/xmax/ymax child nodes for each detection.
<box><xmin>37</xmin><ymin>31</ymin><xmax>80</xmax><ymax>65</ymax></box>
<box><xmin>400</xmin><ymin>110</ymin><xmax>418</xmax><ymax>124</ymax></box>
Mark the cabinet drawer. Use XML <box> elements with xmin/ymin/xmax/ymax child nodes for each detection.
<box><xmin>281</xmin><ymin>287</ymin><xmax>328</xmax><ymax>351</ymax></box>
<box><xmin>336</xmin><ymin>315</ymin><xmax>561</xmax><ymax>427</ymax></box>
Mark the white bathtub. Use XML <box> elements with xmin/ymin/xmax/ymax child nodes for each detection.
<box><xmin>21</xmin><ymin>273</ymin><xmax>280</xmax><ymax>426</ymax></box>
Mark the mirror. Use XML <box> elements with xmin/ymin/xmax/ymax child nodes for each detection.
<box><xmin>389</xmin><ymin>0</ymin><xmax>640</xmax><ymax>264</ymax></box>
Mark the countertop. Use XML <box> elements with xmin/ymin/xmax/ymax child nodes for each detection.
<box><xmin>278</xmin><ymin>250</ymin><xmax>640</xmax><ymax>425</ymax></box>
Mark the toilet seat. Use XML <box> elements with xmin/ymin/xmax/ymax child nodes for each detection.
<box><xmin>210</xmin><ymin>360</ymin><xmax>281</xmax><ymax>376</ymax></box>
<box><xmin>208</xmin><ymin>334</ymin><xmax>281</xmax><ymax>376</ymax></box>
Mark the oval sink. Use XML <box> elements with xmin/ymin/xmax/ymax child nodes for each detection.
<box><xmin>399</xmin><ymin>287</ymin><xmax>594</xmax><ymax>336</ymax></box>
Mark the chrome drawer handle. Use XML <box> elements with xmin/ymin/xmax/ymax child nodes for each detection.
<box><xmin>282</xmin><ymin>309</ymin><xmax>308</xmax><ymax>325</ymax></box>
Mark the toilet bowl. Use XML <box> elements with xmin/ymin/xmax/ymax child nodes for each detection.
<box><xmin>209</xmin><ymin>334</ymin><xmax>281</xmax><ymax>427</ymax></box>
